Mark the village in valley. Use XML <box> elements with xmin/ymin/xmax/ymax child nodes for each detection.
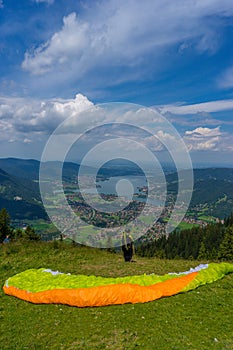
<box><xmin>38</xmin><ymin>174</ymin><xmax>225</xmax><ymax>246</ymax></box>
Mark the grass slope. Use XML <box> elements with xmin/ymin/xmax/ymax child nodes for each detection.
<box><xmin>0</xmin><ymin>242</ymin><xmax>232</xmax><ymax>350</ymax></box>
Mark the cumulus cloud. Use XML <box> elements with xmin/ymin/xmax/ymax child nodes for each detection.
<box><xmin>183</xmin><ymin>126</ymin><xmax>231</xmax><ymax>151</ymax></box>
<box><xmin>0</xmin><ymin>93</ymin><xmax>93</xmax><ymax>142</ymax></box>
<box><xmin>185</xmin><ymin>126</ymin><xmax>221</xmax><ymax>137</ymax></box>
<box><xmin>22</xmin><ymin>0</ymin><xmax>233</xmax><ymax>82</ymax></box>
<box><xmin>1</xmin><ymin>92</ymin><xmax>232</xmax><ymax>160</ymax></box>
<box><xmin>0</xmin><ymin>93</ymin><xmax>188</xmax><ymax>161</ymax></box>
<box><xmin>22</xmin><ymin>13</ymin><xmax>89</xmax><ymax>75</ymax></box>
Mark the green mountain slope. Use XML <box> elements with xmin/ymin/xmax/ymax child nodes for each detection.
<box><xmin>167</xmin><ymin>168</ymin><xmax>233</xmax><ymax>218</ymax></box>
<box><xmin>0</xmin><ymin>158</ymin><xmax>40</xmax><ymax>180</ymax></box>
<box><xmin>0</xmin><ymin>168</ymin><xmax>47</xmax><ymax>220</ymax></box>
<box><xmin>0</xmin><ymin>157</ymin><xmax>93</xmax><ymax>182</ymax></box>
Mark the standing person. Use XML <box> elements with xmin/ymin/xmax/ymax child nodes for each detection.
<box><xmin>122</xmin><ymin>230</ymin><xmax>134</xmax><ymax>262</ymax></box>
<box><xmin>3</xmin><ymin>235</ymin><xmax>10</xmax><ymax>243</ymax></box>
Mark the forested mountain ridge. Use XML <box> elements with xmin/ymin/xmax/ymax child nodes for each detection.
<box><xmin>0</xmin><ymin>158</ymin><xmax>40</xmax><ymax>180</ymax></box>
<box><xmin>167</xmin><ymin>168</ymin><xmax>233</xmax><ymax>218</ymax></box>
<box><xmin>0</xmin><ymin>167</ymin><xmax>40</xmax><ymax>201</ymax></box>
<box><xmin>0</xmin><ymin>158</ymin><xmax>232</xmax><ymax>220</ymax></box>
<box><xmin>137</xmin><ymin>213</ymin><xmax>233</xmax><ymax>260</ymax></box>
<box><xmin>0</xmin><ymin>167</ymin><xmax>46</xmax><ymax>220</ymax></box>
<box><xmin>0</xmin><ymin>157</ymin><xmax>92</xmax><ymax>181</ymax></box>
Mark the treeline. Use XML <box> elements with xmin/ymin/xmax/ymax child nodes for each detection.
<box><xmin>1</xmin><ymin>205</ymin><xmax>233</xmax><ymax>261</ymax></box>
<box><xmin>0</xmin><ymin>208</ymin><xmax>40</xmax><ymax>243</ymax></box>
<box><xmin>136</xmin><ymin>213</ymin><xmax>233</xmax><ymax>261</ymax></box>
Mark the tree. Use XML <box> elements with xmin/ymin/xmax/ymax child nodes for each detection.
<box><xmin>218</xmin><ymin>227</ymin><xmax>233</xmax><ymax>260</ymax></box>
<box><xmin>13</xmin><ymin>226</ymin><xmax>40</xmax><ymax>241</ymax></box>
<box><xmin>13</xmin><ymin>228</ymin><xmax>25</xmax><ymax>240</ymax></box>
<box><xmin>197</xmin><ymin>241</ymin><xmax>207</xmax><ymax>260</ymax></box>
<box><xmin>224</xmin><ymin>212</ymin><xmax>233</xmax><ymax>227</ymax></box>
<box><xmin>24</xmin><ymin>226</ymin><xmax>40</xmax><ymax>241</ymax></box>
<box><xmin>0</xmin><ymin>208</ymin><xmax>12</xmax><ymax>242</ymax></box>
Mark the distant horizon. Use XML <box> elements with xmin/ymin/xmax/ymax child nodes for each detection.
<box><xmin>0</xmin><ymin>156</ymin><xmax>232</xmax><ymax>170</ymax></box>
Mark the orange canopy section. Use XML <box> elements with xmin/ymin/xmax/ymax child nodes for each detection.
<box><xmin>3</xmin><ymin>272</ymin><xmax>197</xmax><ymax>307</ymax></box>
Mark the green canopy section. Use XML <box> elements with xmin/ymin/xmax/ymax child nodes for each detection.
<box><xmin>5</xmin><ymin>268</ymin><xmax>181</xmax><ymax>293</ymax></box>
<box><xmin>181</xmin><ymin>262</ymin><xmax>233</xmax><ymax>292</ymax></box>
<box><xmin>5</xmin><ymin>263</ymin><xmax>233</xmax><ymax>294</ymax></box>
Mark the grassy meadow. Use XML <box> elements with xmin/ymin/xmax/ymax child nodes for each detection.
<box><xmin>0</xmin><ymin>241</ymin><xmax>232</xmax><ymax>349</ymax></box>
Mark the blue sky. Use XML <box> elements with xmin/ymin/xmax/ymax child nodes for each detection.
<box><xmin>0</xmin><ymin>0</ymin><xmax>233</xmax><ymax>166</ymax></box>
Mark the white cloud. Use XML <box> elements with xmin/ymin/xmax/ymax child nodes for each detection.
<box><xmin>158</xmin><ymin>99</ymin><xmax>233</xmax><ymax>115</ymax></box>
<box><xmin>183</xmin><ymin>126</ymin><xmax>233</xmax><ymax>151</ymax></box>
<box><xmin>23</xmin><ymin>138</ymin><xmax>32</xmax><ymax>144</ymax></box>
<box><xmin>33</xmin><ymin>0</ymin><xmax>54</xmax><ymax>4</ymax></box>
<box><xmin>191</xmin><ymin>137</ymin><xmax>220</xmax><ymax>151</ymax></box>
<box><xmin>185</xmin><ymin>126</ymin><xmax>221</xmax><ymax>137</ymax></box>
<box><xmin>0</xmin><ymin>93</ymin><xmax>93</xmax><ymax>142</ymax></box>
<box><xmin>218</xmin><ymin>65</ymin><xmax>233</xmax><ymax>89</ymax></box>
<box><xmin>22</xmin><ymin>0</ymin><xmax>233</xmax><ymax>81</ymax></box>
<box><xmin>1</xmin><ymin>92</ymin><xmax>232</xmax><ymax>160</ymax></box>
<box><xmin>143</xmin><ymin>135</ymin><xmax>164</xmax><ymax>152</ymax></box>
<box><xmin>23</xmin><ymin>13</ymin><xmax>89</xmax><ymax>75</ymax></box>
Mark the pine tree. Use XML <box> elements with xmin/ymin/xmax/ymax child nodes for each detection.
<box><xmin>224</xmin><ymin>212</ymin><xmax>233</xmax><ymax>227</ymax></box>
<box><xmin>0</xmin><ymin>208</ymin><xmax>11</xmax><ymax>242</ymax></box>
<box><xmin>198</xmin><ymin>241</ymin><xmax>207</xmax><ymax>260</ymax></box>
<box><xmin>218</xmin><ymin>227</ymin><xmax>233</xmax><ymax>260</ymax></box>
<box><xmin>24</xmin><ymin>226</ymin><xmax>40</xmax><ymax>241</ymax></box>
